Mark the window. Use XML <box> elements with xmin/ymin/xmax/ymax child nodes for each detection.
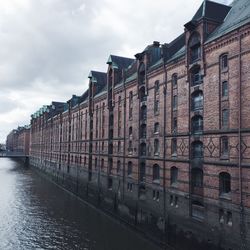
<box><xmin>191</xmin><ymin>65</ymin><xmax>202</xmax><ymax>86</ymax></box>
<box><xmin>140</xmin><ymin>142</ymin><xmax>146</xmax><ymax>156</ymax></box>
<box><xmin>191</xmin><ymin>91</ymin><xmax>203</xmax><ymax>111</ymax></box>
<box><xmin>138</xmin><ymin>63</ymin><xmax>145</xmax><ymax>85</ymax></box>
<box><xmin>173</xmin><ymin>95</ymin><xmax>178</xmax><ymax>110</ymax></box>
<box><xmin>154</xmin><ymin>139</ymin><xmax>159</xmax><ymax>155</ymax></box>
<box><xmin>171</xmin><ymin>138</ymin><xmax>177</xmax><ymax>155</ymax></box>
<box><xmin>191</xmin><ymin>168</ymin><xmax>203</xmax><ymax>187</ymax></box>
<box><xmin>95</xmin><ymin>158</ymin><xmax>98</xmax><ymax>170</ymax></box>
<box><xmin>154</xmin><ymin>100</ymin><xmax>159</xmax><ymax>114</ymax></box>
<box><xmin>173</xmin><ymin>117</ymin><xmax>177</xmax><ymax>132</ymax></box>
<box><xmin>170</xmin><ymin>166</ymin><xmax>178</xmax><ymax>185</ymax></box>
<box><xmin>154</xmin><ymin>122</ymin><xmax>159</xmax><ymax>134</ymax></box>
<box><xmin>189</xmin><ymin>33</ymin><xmax>201</xmax><ymax>63</ymax></box>
<box><xmin>139</xmin><ymin>162</ymin><xmax>146</xmax><ymax>182</ymax></box>
<box><xmin>155</xmin><ymin>80</ymin><xmax>160</xmax><ymax>94</ymax></box>
<box><xmin>141</xmin><ymin>105</ymin><xmax>147</xmax><ymax>120</ymax></box>
<box><xmin>118</xmin><ymin>96</ymin><xmax>121</xmax><ymax>106</ymax></box>
<box><xmin>192</xmin><ymin>141</ymin><xmax>203</xmax><ymax>158</ymax></box>
<box><xmin>222</xmin><ymin>109</ymin><xmax>229</xmax><ymax>128</ymax></box>
<box><xmin>227</xmin><ymin>212</ymin><xmax>232</xmax><ymax>226</ymax></box>
<box><xmin>108</xmin><ymin>158</ymin><xmax>113</xmax><ymax>174</ymax></box>
<box><xmin>101</xmin><ymin>158</ymin><xmax>104</xmax><ymax>171</ymax></box>
<box><xmin>172</xmin><ymin>74</ymin><xmax>178</xmax><ymax>87</ymax></box>
<box><xmin>153</xmin><ymin>164</ymin><xmax>160</xmax><ymax>181</ymax></box>
<box><xmin>221</xmin><ymin>137</ymin><xmax>229</xmax><ymax>157</ymax></box>
<box><xmin>221</xmin><ymin>54</ymin><xmax>228</xmax><ymax>70</ymax></box>
<box><xmin>128</xmin><ymin>162</ymin><xmax>132</xmax><ymax>176</ymax></box>
<box><xmin>118</xmin><ymin>141</ymin><xmax>121</xmax><ymax>153</ymax></box>
<box><xmin>222</xmin><ymin>81</ymin><xmax>228</xmax><ymax>97</ymax></box>
<box><xmin>129</xmin><ymin>126</ymin><xmax>133</xmax><ymax>138</ymax></box>
<box><xmin>140</xmin><ymin>124</ymin><xmax>147</xmax><ymax>138</ymax></box>
<box><xmin>117</xmin><ymin>160</ymin><xmax>121</xmax><ymax>174</ymax></box>
<box><xmin>128</xmin><ymin>140</ymin><xmax>133</xmax><ymax>154</ymax></box>
<box><xmin>139</xmin><ymin>86</ymin><xmax>147</xmax><ymax>102</ymax></box>
<box><xmin>219</xmin><ymin>172</ymin><xmax>231</xmax><ymax>195</ymax></box>
<box><xmin>191</xmin><ymin>115</ymin><xmax>203</xmax><ymax>134</ymax></box>
<box><xmin>129</xmin><ymin>91</ymin><xmax>133</xmax><ymax>119</ymax></box>
<box><xmin>102</xmin><ymin>141</ymin><xmax>104</xmax><ymax>152</ymax></box>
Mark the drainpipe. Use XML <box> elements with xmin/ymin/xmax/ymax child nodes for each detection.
<box><xmin>238</xmin><ymin>30</ymin><xmax>244</xmax><ymax>243</ymax></box>
<box><xmin>163</xmin><ymin>60</ymin><xmax>168</xmax><ymax>248</ymax></box>
<box><xmin>122</xmin><ymin>69</ymin><xmax>126</xmax><ymax>201</ymax></box>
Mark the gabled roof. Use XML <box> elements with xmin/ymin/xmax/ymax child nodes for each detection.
<box><xmin>207</xmin><ymin>0</ymin><xmax>250</xmax><ymax>42</ymax></box>
<box><xmin>107</xmin><ymin>55</ymin><xmax>134</xmax><ymax>69</ymax></box>
<box><xmin>89</xmin><ymin>70</ymin><xmax>107</xmax><ymax>96</ymax></box>
<box><xmin>192</xmin><ymin>0</ymin><xmax>231</xmax><ymax>23</ymax></box>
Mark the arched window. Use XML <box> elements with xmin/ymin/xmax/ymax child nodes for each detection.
<box><xmin>153</xmin><ymin>164</ymin><xmax>160</xmax><ymax>181</ymax></box>
<box><xmin>154</xmin><ymin>122</ymin><xmax>159</xmax><ymax>133</ymax></box>
<box><xmin>170</xmin><ymin>166</ymin><xmax>178</xmax><ymax>185</ymax></box>
<box><xmin>139</xmin><ymin>162</ymin><xmax>146</xmax><ymax>182</ymax></box>
<box><xmin>191</xmin><ymin>115</ymin><xmax>203</xmax><ymax>134</ymax></box>
<box><xmin>118</xmin><ymin>96</ymin><xmax>121</xmax><ymax>106</ymax></box>
<box><xmin>191</xmin><ymin>91</ymin><xmax>203</xmax><ymax>111</ymax></box>
<box><xmin>171</xmin><ymin>138</ymin><xmax>177</xmax><ymax>155</ymax></box>
<box><xmin>140</xmin><ymin>124</ymin><xmax>147</xmax><ymax>138</ymax></box>
<box><xmin>118</xmin><ymin>141</ymin><xmax>121</xmax><ymax>153</ymax></box>
<box><xmin>128</xmin><ymin>161</ymin><xmax>133</xmax><ymax>176</ymax></box>
<box><xmin>140</xmin><ymin>142</ymin><xmax>146</xmax><ymax>156</ymax></box>
<box><xmin>191</xmin><ymin>168</ymin><xmax>203</xmax><ymax>187</ymax></box>
<box><xmin>192</xmin><ymin>141</ymin><xmax>203</xmax><ymax>158</ymax></box>
<box><xmin>138</xmin><ymin>63</ymin><xmax>145</xmax><ymax>85</ymax></box>
<box><xmin>219</xmin><ymin>172</ymin><xmax>231</xmax><ymax>195</ymax></box>
<box><xmin>189</xmin><ymin>32</ymin><xmax>201</xmax><ymax>63</ymax></box>
<box><xmin>154</xmin><ymin>139</ymin><xmax>159</xmax><ymax>155</ymax></box>
<box><xmin>154</xmin><ymin>100</ymin><xmax>159</xmax><ymax>114</ymax></box>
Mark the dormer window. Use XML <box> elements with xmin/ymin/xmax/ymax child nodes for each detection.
<box><xmin>189</xmin><ymin>33</ymin><xmax>201</xmax><ymax>64</ymax></box>
<box><xmin>138</xmin><ymin>63</ymin><xmax>145</xmax><ymax>85</ymax></box>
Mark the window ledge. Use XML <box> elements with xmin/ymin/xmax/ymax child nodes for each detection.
<box><xmin>220</xmin><ymin>155</ymin><xmax>229</xmax><ymax>160</ymax></box>
<box><xmin>219</xmin><ymin>193</ymin><xmax>231</xmax><ymax>201</ymax></box>
<box><xmin>153</xmin><ymin>179</ymin><xmax>160</xmax><ymax>185</ymax></box>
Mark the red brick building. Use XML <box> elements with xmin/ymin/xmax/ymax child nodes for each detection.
<box><xmin>6</xmin><ymin>125</ymin><xmax>30</xmax><ymax>155</ymax></box>
<box><xmin>28</xmin><ymin>0</ymin><xmax>250</xmax><ymax>249</ymax></box>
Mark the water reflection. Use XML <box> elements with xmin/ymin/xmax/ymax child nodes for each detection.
<box><xmin>0</xmin><ymin>158</ymin><xmax>160</xmax><ymax>250</ymax></box>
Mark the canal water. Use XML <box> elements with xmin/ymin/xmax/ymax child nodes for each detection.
<box><xmin>0</xmin><ymin>158</ymin><xmax>161</xmax><ymax>250</ymax></box>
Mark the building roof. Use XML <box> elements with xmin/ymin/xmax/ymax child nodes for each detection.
<box><xmin>89</xmin><ymin>70</ymin><xmax>107</xmax><ymax>95</ymax></box>
<box><xmin>207</xmin><ymin>0</ymin><xmax>250</xmax><ymax>42</ymax></box>
<box><xmin>107</xmin><ymin>55</ymin><xmax>134</xmax><ymax>69</ymax></box>
<box><xmin>192</xmin><ymin>0</ymin><xmax>231</xmax><ymax>23</ymax></box>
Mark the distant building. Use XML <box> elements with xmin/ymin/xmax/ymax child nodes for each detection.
<box><xmin>13</xmin><ymin>0</ymin><xmax>250</xmax><ymax>249</ymax></box>
<box><xmin>6</xmin><ymin>125</ymin><xmax>30</xmax><ymax>155</ymax></box>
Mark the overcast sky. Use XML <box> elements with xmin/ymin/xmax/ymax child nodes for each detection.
<box><xmin>0</xmin><ymin>0</ymin><xmax>231</xmax><ymax>143</ymax></box>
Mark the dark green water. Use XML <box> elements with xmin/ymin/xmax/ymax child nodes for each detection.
<box><xmin>0</xmin><ymin>158</ymin><xmax>161</xmax><ymax>250</ymax></box>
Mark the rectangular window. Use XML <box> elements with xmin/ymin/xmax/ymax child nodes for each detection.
<box><xmin>173</xmin><ymin>96</ymin><xmax>177</xmax><ymax>110</ymax></box>
<box><xmin>171</xmin><ymin>138</ymin><xmax>177</xmax><ymax>155</ymax></box>
<box><xmin>222</xmin><ymin>81</ymin><xmax>228</xmax><ymax>97</ymax></box>
<box><xmin>173</xmin><ymin>117</ymin><xmax>177</xmax><ymax>132</ymax></box>
<box><xmin>221</xmin><ymin>137</ymin><xmax>229</xmax><ymax>157</ymax></box>
<box><xmin>154</xmin><ymin>100</ymin><xmax>159</xmax><ymax>114</ymax></box>
<box><xmin>221</xmin><ymin>54</ymin><xmax>228</xmax><ymax>70</ymax></box>
<box><xmin>222</xmin><ymin>109</ymin><xmax>229</xmax><ymax>128</ymax></box>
